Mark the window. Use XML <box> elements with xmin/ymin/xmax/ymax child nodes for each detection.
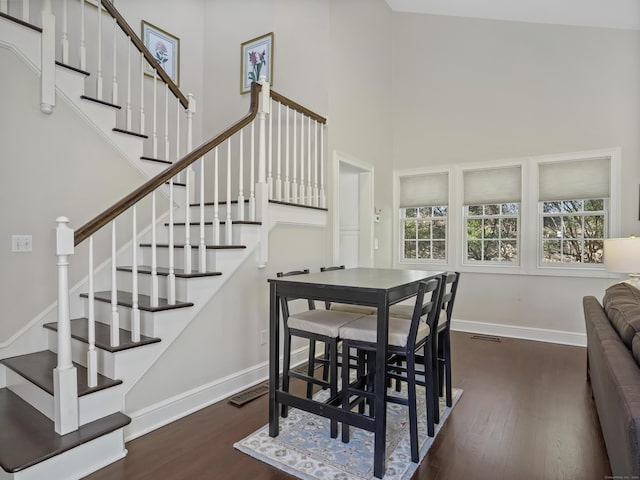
<box><xmin>402</xmin><ymin>206</ymin><xmax>447</xmax><ymax>260</ymax></box>
<box><xmin>466</xmin><ymin>203</ymin><xmax>519</xmax><ymax>262</ymax></box>
<box><xmin>463</xmin><ymin>166</ymin><xmax>521</xmax><ymax>265</ymax></box>
<box><xmin>541</xmin><ymin>199</ymin><xmax>606</xmax><ymax>264</ymax></box>
<box><xmin>538</xmin><ymin>157</ymin><xmax>610</xmax><ymax>267</ymax></box>
<box><xmin>398</xmin><ymin>172</ymin><xmax>449</xmax><ymax>263</ymax></box>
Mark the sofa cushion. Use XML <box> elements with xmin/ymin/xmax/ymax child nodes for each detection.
<box><xmin>633</xmin><ymin>333</ymin><xmax>640</xmax><ymax>368</ymax></box>
<box><xmin>603</xmin><ymin>283</ymin><xmax>640</xmax><ymax>349</ymax></box>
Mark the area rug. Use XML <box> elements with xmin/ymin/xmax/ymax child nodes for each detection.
<box><xmin>234</xmin><ymin>386</ymin><xmax>463</xmax><ymax>480</ymax></box>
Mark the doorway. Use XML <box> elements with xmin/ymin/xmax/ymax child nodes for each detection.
<box><xmin>332</xmin><ymin>152</ymin><xmax>374</xmax><ymax>268</ymax></box>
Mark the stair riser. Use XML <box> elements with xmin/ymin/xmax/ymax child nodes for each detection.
<box><xmin>0</xmin><ymin>428</ymin><xmax>127</xmax><ymax>480</ymax></box>
<box><xmin>78</xmin><ymin>303</ymin><xmax>161</xmax><ymax>338</ymax></box>
<box><xmin>188</xmin><ymin>203</ymin><xmax>246</xmax><ymax>220</ymax></box>
<box><xmin>165</xmin><ymin>223</ymin><xmax>251</xmax><ymax>246</ymax></box>
<box><xmin>115</xmin><ymin>270</ymin><xmax>191</xmax><ymax>301</ymax></box>
<box><xmin>48</xmin><ymin>330</ymin><xmax>162</xmax><ymax>383</ymax></box>
<box><xmin>140</xmin><ymin>245</ymin><xmax>248</xmax><ymax>272</ymax></box>
<box><xmin>3</xmin><ymin>368</ymin><xmax>123</xmax><ymax>426</ymax></box>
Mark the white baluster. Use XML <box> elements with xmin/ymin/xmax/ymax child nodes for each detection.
<box><xmin>168</xmin><ymin>182</ymin><xmax>176</xmax><ymax>304</ymax></box>
<box><xmin>300</xmin><ymin>112</ymin><xmax>305</xmax><ymax>204</ymax></box>
<box><xmin>320</xmin><ymin>126</ymin><xmax>326</xmax><ymax>208</ymax></box>
<box><xmin>61</xmin><ymin>0</ymin><xmax>69</xmax><ymax>64</ymax></box>
<box><xmin>284</xmin><ymin>105</ymin><xmax>290</xmax><ymax>202</ymax></box>
<box><xmin>307</xmin><ymin>116</ymin><xmax>312</xmax><ymax>205</ymax></box>
<box><xmin>150</xmin><ymin>191</ymin><xmax>159</xmax><ymax>307</ymax></box>
<box><xmin>140</xmin><ymin>55</ymin><xmax>146</xmax><ymax>135</ymax></box>
<box><xmin>22</xmin><ymin>0</ymin><xmax>29</xmax><ymax>22</ymax></box>
<box><xmin>268</xmin><ymin>98</ymin><xmax>273</xmax><ymax>199</ymax></box>
<box><xmin>237</xmin><ymin>130</ymin><xmax>245</xmax><ymax>221</ymax></box>
<box><xmin>0</xmin><ymin>1</ymin><xmax>7</xmax><ymax>14</ymax></box>
<box><xmin>199</xmin><ymin>156</ymin><xmax>206</xmax><ymax>273</ymax></box>
<box><xmin>79</xmin><ymin>0</ymin><xmax>86</xmax><ymax>70</ymax></box>
<box><xmin>126</xmin><ymin>40</ymin><xmax>132</xmax><ymax>130</ymax></box>
<box><xmin>313</xmin><ymin>119</ymin><xmax>319</xmax><ymax>207</ymax></box>
<box><xmin>110</xmin><ymin>221</ymin><xmax>119</xmax><ymax>347</ymax></box>
<box><xmin>175</xmin><ymin>98</ymin><xmax>180</xmax><ymax>161</ymax></box>
<box><xmin>54</xmin><ymin>216</ymin><xmax>78</xmax><ymax>435</ymax></box>
<box><xmin>96</xmin><ymin>1</ymin><xmax>103</xmax><ymax>100</ymax></box>
<box><xmin>276</xmin><ymin>101</ymin><xmax>282</xmax><ymax>201</ymax></box>
<box><xmin>184</xmin><ymin>95</ymin><xmax>195</xmax><ymax>273</ymax></box>
<box><xmin>131</xmin><ymin>206</ymin><xmax>140</xmax><ymax>342</ymax></box>
<box><xmin>213</xmin><ymin>148</ymin><xmax>220</xmax><ymax>245</ymax></box>
<box><xmin>164</xmin><ymin>85</ymin><xmax>170</xmax><ymax>160</ymax></box>
<box><xmin>249</xmin><ymin>121</ymin><xmax>255</xmax><ymax>221</ymax></box>
<box><xmin>152</xmin><ymin>70</ymin><xmax>158</xmax><ymax>158</ymax></box>
<box><xmin>225</xmin><ymin>140</ymin><xmax>233</xmax><ymax>245</ymax></box>
<box><xmin>111</xmin><ymin>11</ymin><xmax>118</xmax><ymax>104</ymax></box>
<box><xmin>87</xmin><ymin>236</ymin><xmax>97</xmax><ymax>387</ymax></box>
<box><xmin>292</xmin><ymin>110</ymin><xmax>298</xmax><ymax>204</ymax></box>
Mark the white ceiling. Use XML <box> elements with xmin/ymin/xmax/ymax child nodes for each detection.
<box><xmin>385</xmin><ymin>0</ymin><xmax>640</xmax><ymax>30</ymax></box>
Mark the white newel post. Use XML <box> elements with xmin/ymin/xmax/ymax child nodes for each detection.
<box><xmin>54</xmin><ymin>217</ymin><xmax>79</xmax><ymax>435</ymax></box>
<box><xmin>256</xmin><ymin>77</ymin><xmax>270</xmax><ymax>268</ymax></box>
<box><xmin>40</xmin><ymin>0</ymin><xmax>55</xmax><ymax>114</ymax></box>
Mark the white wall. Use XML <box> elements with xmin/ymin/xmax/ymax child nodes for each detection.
<box><xmin>0</xmin><ymin>46</ymin><xmax>149</xmax><ymax>342</ymax></box>
<box><xmin>390</xmin><ymin>13</ymin><xmax>640</xmax><ymax>334</ymax></box>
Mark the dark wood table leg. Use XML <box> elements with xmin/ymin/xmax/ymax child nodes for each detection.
<box><xmin>269</xmin><ymin>282</ymin><xmax>280</xmax><ymax>437</ymax></box>
<box><xmin>373</xmin><ymin>295</ymin><xmax>389</xmax><ymax>479</ymax></box>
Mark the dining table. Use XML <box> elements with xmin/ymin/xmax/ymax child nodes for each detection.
<box><xmin>268</xmin><ymin>267</ymin><xmax>444</xmax><ymax>478</ymax></box>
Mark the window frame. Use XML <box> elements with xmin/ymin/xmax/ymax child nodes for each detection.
<box><xmin>463</xmin><ymin>202</ymin><xmax>521</xmax><ymax>265</ymax></box>
<box><xmin>393</xmin><ymin>148</ymin><xmax>621</xmax><ymax>278</ymax></box>
<box><xmin>400</xmin><ymin>205</ymin><xmax>448</xmax><ymax>264</ymax></box>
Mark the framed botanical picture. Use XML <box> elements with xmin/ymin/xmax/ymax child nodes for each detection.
<box><xmin>240</xmin><ymin>32</ymin><xmax>274</xmax><ymax>94</ymax></box>
<box><xmin>142</xmin><ymin>20</ymin><xmax>180</xmax><ymax>86</ymax></box>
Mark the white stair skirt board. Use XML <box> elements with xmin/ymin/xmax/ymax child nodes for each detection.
<box><xmin>451</xmin><ymin>318</ymin><xmax>587</xmax><ymax>347</ymax></box>
<box><xmin>0</xmin><ymin>429</ymin><xmax>127</xmax><ymax>480</ymax></box>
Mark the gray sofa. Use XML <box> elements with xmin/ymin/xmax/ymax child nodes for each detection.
<box><xmin>584</xmin><ymin>282</ymin><xmax>640</xmax><ymax>476</ymax></box>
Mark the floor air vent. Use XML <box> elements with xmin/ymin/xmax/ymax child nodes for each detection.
<box><xmin>470</xmin><ymin>334</ymin><xmax>502</xmax><ymax>342</ymax></box>
<box><xmin>229</xmin><ymin>382</ymin><xmax>269</xmax><ymax>407</ymax></box>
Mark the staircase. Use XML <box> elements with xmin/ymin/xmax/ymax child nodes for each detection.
<box><xmin>0</xmin><ymin>2</ymin><xmax>327</xmax><ymax>479</ymax></box>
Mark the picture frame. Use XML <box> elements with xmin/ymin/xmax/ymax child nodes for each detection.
<box><xmin>141</xmin><ymin>20</ymin><xmax>180</xmax><ymax>86</ymax></box>
<box><xmin>240</xmin><ymin>32</ymin><xmax>273</xmax><ymax>94</ymax></box>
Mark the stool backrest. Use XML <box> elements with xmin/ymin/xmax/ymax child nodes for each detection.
<box><xmin>439</xmin><ymin>272</ymin><xmax>461</xmax><ymax>325</ymax></box>
<box><xmin>276</xmin><ymin>269</ymin><xmax>315</xmax><ymax>316</ymax></box>
<box><xmin>407</xmin><ymin>277</ymin><xmax>442</xmax><ymax>349</ymax></box>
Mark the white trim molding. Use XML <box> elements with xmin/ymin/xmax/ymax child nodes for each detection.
<box><xmin>452</xmin><ymin>318</ymin><xmax>586</xmax><ymax>347</ymax></box>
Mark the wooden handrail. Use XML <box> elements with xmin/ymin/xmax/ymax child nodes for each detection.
<box><xmin>271</xmin><ymin>90</ymin><xmax>326</xmax><ymax>124</ymax></box>
<box><xmin>74</xmin><ymin>83</ymin><xmax>261</xmax><ymax>245</ymax></box>
<box><xmin>99</xmin><ymin>0</ymin><xmax>188</xmax><ymax>108</ymax></box>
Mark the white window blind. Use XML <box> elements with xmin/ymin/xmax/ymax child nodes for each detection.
<box><xmin>399</xmin><ymin>173</ymin><xmax>448</xmax><ymax>208</ymax></box>
<box><xmin>463</xmin><ymin>166</ymin><xmax>522</xmax><ymax>205</ymax></box>
<box><xmin>538</xmin><ymin>157</ymin><xmax>610</xmax><ymax>201</ymax></box>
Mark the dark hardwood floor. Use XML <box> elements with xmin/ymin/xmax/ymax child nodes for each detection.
<box><xmin>84</xmin><ymin>332</ymin><xmax>611</xmax><ymax>480</ymax></box>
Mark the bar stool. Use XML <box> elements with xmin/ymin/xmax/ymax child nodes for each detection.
<box><xmin>277</xmin><ymin>269</ymin><xmax>367</xmax><ymax>438</ymax></box>
<box><xmin>338</xmin><ymin>277</ymin><xmax>442</xmax><ymax>462</ymax></box>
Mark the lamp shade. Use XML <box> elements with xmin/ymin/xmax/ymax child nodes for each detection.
<box><xmin>604</xmin><ymin>237</ymin><xmax>640</xmax><ymax>273</ymax></box>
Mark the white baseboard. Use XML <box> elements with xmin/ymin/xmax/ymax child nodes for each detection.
<box><xmin>125</xmin><ymin>346</ymin><xmax>310</xmax><ymax>441</ymax></box>
<box><xmin>451</xmin><ymin>318</ymin><xmax>586</xmax><ymax>347</ymax></box>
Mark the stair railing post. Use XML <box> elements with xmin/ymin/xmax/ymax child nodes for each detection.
<box><xmin>54</xmin><ymin>217</ymin><xmax>79</xmax><ymax>435</ymax></box>
<box><xmin>256</xmin><ymin>77</ymin><xmax>270</xmax><ymax>268</ymax></box>
<box><xmin>40</xmin><ymin>0</ymin><xmax>55</xmax><ymax>114</ymax></box>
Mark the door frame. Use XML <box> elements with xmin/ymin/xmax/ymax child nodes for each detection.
<box><xmin>332</xmin><ymin>151</ymin><xmax>374</xmax><ymax>267</ymax></box>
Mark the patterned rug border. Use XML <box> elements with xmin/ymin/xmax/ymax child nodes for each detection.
<box><xmin>234</xmin><ymin>388</ymin><xmax>463</xmax><ymax>480</ymax></box>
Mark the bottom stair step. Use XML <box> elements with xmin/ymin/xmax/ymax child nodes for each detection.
<box><xmin>0</xmin><ymin>388</ymin><xmax>130</xmax><ymax>474</ymax></box>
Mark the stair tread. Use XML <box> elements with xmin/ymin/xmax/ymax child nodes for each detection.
<box><xmin>0</xmin><ymin>351</ymin><xmax>122</xmax><ymax>397</ymax></box>
<box><xmin>269</xmin><ymin>199</ymin><xmax>328</xmax><ymax>211</ymax></box>
<box><xmin>80</xmin><ymin>290</ymin><xmax>194</xmax><ymax>312</ymax></box>
<box><xmin>0</xmin><ymin>388</ymin><xmax>130</xmax><ymax>474</ymax></box>
<box><xmin>165</xmin><ymin>221</ymin><xmax>262</xmax><ymax>226</ymax></box>
<box><xmin>117</xmin><ymin>265</ymin><xmax>222</xmax><ymax>278</ymax></box>
<box><xmin>113</xmin><ymin>127</ymin><xmax>148</xmax><ymax>139</ymax></box>
<box><xmin>141</xmin><ymin>156</ymin><xmax>172</xmax><ymax>165</ymax></box>
<box><xmin>55</xmin><ymin>61</ymin><xmax>90</xmax><ymax>76</ymax></box>
<box><xmin>140</xmin><ymin>243</ymin><xmax>247</xmax><ymax>250</ymax></box>
<box><xmin>43</xmin><ymin>319</ymin><xmax>161</xmax><ymax>353</ymax></box>
<box><xmin>80</xmin><ymin>95</ymin><xmax>122</xmax><ymax>110</ymax></box>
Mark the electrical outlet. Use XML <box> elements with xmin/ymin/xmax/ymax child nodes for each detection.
<box><xmin>11</xmin><ymin>235</ymin><xmax>32</xmax><ymax>252</ymax></box>
<box><xmin>260</xmin><ymin>330</ymin><xmax>268</xmax><ymax>345</ymax></box>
